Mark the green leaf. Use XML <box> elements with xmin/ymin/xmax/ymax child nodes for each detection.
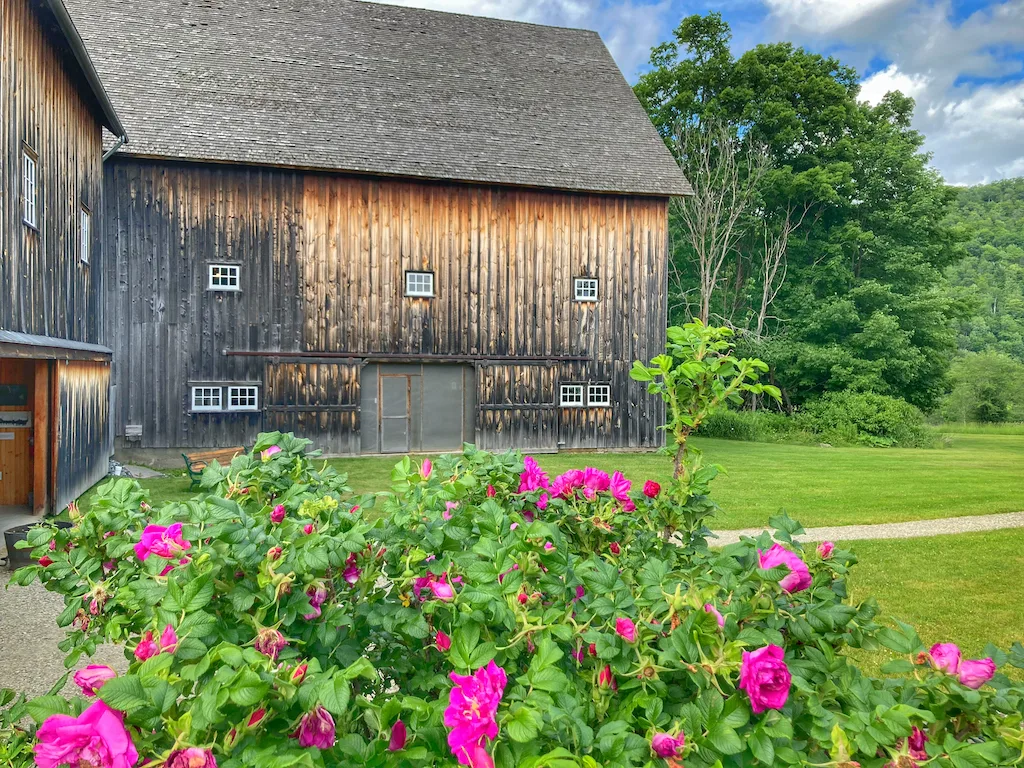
<box><xmin>98</xmin><ymin>675</ymin><xmax>150</xmax><ymax>713</ymax></box>
<box><xmin>707</xmin><ymin>724</ymin><xmax>743</xmax><ymax>755</ymax></box>
<box><xmin>319</xmin><ymin>676</ymin><xmax>351</xmax><ymax>716</ymax></box>
<box><xmin>505</xmin><ymin>705</ymin><xmax>543</xmax><ymax>743</ymax></box>
<box><xmin>750</xmin><ymin>730</ymin><xmax>775</xmax><ymax>765</ymax></box>
<box><xmin>25</xmin><ymin>695</ymin><xmax>71</xmax><ymax>724</ymax></box>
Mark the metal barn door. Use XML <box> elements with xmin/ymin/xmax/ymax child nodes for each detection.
<box><xmin>379</xmin><ymin>375</ymin><xmax>412</xmax><ymax>453</ymax></box>
<box><xmin>421</xmin><ymin>366</ymin><xmax>467</xmax><ymax>451</ymax></box>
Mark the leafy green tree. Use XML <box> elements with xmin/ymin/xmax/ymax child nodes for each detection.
<box><xmin>635</xmin><ymin>15</ymin><xmax>967</xmax><ymax>410</ymax></box>
<box><xmin>941</xmin><ymin>351</ymin><xmax>1024</xmax><ymax>423</ymax></box>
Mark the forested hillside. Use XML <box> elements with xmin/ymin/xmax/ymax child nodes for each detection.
<box><xmin>948</xmin><ymin>179</ymin><xmax>1024</xmax><ymax>362</ymax></box>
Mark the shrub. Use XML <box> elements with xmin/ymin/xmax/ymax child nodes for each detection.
<box><xmin>695</xmin><ymin>409</ymin><xmax>804</xmax><ymax>443</ymax></box>
<box><xmin>941</xmin><ymin>352</ymin><xmax>1024</xmax><ymax>424</ymax></box>
<box><xmin>798</xmin><ymin>391</ymin><xmax>933</xmax><ymax>447</ymax></box>
<box><xmin>3</xmin><ymin>325</ymin><xmax>1021</xmax><ymax>768</ymax></box>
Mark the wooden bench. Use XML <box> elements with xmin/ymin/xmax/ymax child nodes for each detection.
<box><xmin>182</xmin><ymin>447</ymin><xmax>245</xmax><ymax>489</ymax></box>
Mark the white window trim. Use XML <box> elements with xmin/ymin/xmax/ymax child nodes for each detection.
<box><xmin>227</xmin><ymin>385</ymin><xmax>260</xmax><ymax>412</ymax></box>
<box><xmin>208</xmin><ymin>264</ymin><xmax>241</xmax><ymax>291</ymax></box>
<box><xmin>80</xmin><ymin>207</ymin><xmax>90</xmax><ymax>264</ymax></box>
<box><xmin>22</xmin><ymin>151</ymin><xmax>37</xmax><ymax>228</ymax></box>
<box><xmin>574</xmin><ymin>277</ymin><xmax>598</xmax><ymax>303</ymax></box>
<box><xmin>587</xmin><ymin>383</ymin><xmax>611</xmax><ymax>406</ymax></box>
<box><xmin>405</xmin><ymin>271</ymin><xmax>435</xmax><ymax>298</ymax></box>
<box><xmin>560</xmin><ymin>384</ymin><xmax>585</xmax><ymax>407</ymax></box>
<box><xmin>191</xmin><ymin>386</ymin><xmax>223</xmax><ymax>412</ymax></box>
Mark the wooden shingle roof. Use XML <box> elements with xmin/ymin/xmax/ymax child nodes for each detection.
<box><xmin>65</xmin><ymin>0</ymin><xmax>690</xmax><ymax>196</ymax></box>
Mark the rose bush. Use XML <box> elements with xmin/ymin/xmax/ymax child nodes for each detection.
<box><xmin>1</xmin><ymin>323</ymin><xmax>1023</xmax><ymax>768</ymax></box>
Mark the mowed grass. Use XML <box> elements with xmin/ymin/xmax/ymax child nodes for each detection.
<box><xmin>845</xmin><ymin>528</ymin><xmax>1024</xmax><ymax>670</ymax></box>
<box><xmin>102</xmin><ymin>433</ymin><xmax>1024</xmax><ymax>530</ymax></box>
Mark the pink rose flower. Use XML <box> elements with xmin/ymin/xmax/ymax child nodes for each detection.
<box><xmin>574</xmin><ymin>585</ymin><xmax>585</xmax><ymax>601</ymax></box>
<box><xmin>294</xmin><ymin>706</ymin><xmax>336</xmax><ymax>749</ymax></box>
<box><xmin>270</xmin><ymin>505</ymin><xmax>286</xmax><ymax>523</ymax></box>
<box><xmin>421</xmin><ymin>459</ymin><xmax>432</xmax><ymax>479</ymax></box>
<box><xmin>160</xmin><ymin>625</ymin><xmax>179</xmax><ymax>655</ymax></box>
<box><xmin>291</xmin><ymin>663</ymin><xmax>308</xmax><ymax>684</ymax></box>
<box><xmin>389</xmin><ymin>720</ymin><xmax>407</xmax><ymax>751</ymax></box>
<box><xmin>134</xmin><ymin>523</ymin><xmax>191</xmax><ymax>562</ymax></box>
<box><xmin>73</xmin><ymin>665</ymin><xmax>116</xmax><ymax>697</ymax></box>
<box><xmin>738</xmin><ymin>645</ymin><xmax>791</xmax><ymax>714</ymax></box>
<box><xmin>958</xmin><ymin>658</ymin><xmax>996</xmax><ymax>689</ymax></box>
<box><xmin>615</xmin><ymin>617</ymin><xmax>637</xmax><ymax>643</ymax></box>
<box><xmin>436</xmin><ymin>630</ymin><xmax>452</xmax><ymax>651</ymax></box>
<box><xmin>343</xmin><ymin>553</ymin><xmax>361</xmax><ymax>586</ymax></box>
<box><xmin>413</xmin><ymin>572</ymin><xmax>456</xmax><ymax>601</ymax></box>
<box><xmin>930</xmin><ymin>643</ymin><xmax>961</xmax><ymax>674</ymax></box>
<box><xmin>704</xmin><ymin>603</ymin><xmax>725</xmax><ymax>629</ymax></box>
<box><xmin>167</xmin><ymin>748</ymin><xmax>216</xmax><ymax>768</ymax></box>
<box><xmin>254</xmin><ymin>627</ymin><xmax>288</xmax><ymax>660</ymax></box>
<box><xmin>444</xmin><ymin>661</ymin><xmax>507</xmax><ymax>768</ymax></box>
<box><xmin>908</xmin><ymin>726</ymin><xmax>928</xmax><ymax>760</ymax></box>
<box><xmin>651</xmin><ymin>732</ymin><xmax>685</xmax><ymax>758</ymax></box>
<box><xmin>817</xmin><ymin>541</ymin><xmax>835</xmax><ymax>559</ymax></box>
<box><xmin>304</xmin><ymin>583</ymin><xmax>328</xmax><ymax>619</ymax></box>
<box><xmin>610</xmin><ymin>471</ymin><xmax>632</xmax><ymax>504</ymax></box>
<box><xmin>550</xmin><ymin>469</ymin><xmax>585</xmax><ymax>499</ymax></box>
<box><xmin>758</xmin><ymin>543</ymin><xmax>812</xmax><ymax>593</ymax></box>
<box><xmin>642</xmin><ymin>480</ymin><xmax>661</xmax><ymax>498</ymax></box>
<box><xmin>518</xmin><ymin>457</ymin><xmax>550</xmax><ymax>494</ymax></box>
<box><xmin>38</xmin><ymin>555</ymin><xmax>54</xmax><ymax>567</ymax></box>
<box><xmin>444</xmin><ymin>501</ymin><xmax>459</xmax><ymax>520</ymax></box>
<box><xmin>134</xmin><ymin>631</ymin><xmax>159</xmax><ymax>661</ymax></box>
<box><xmin>261</xmin><ymin>445</ymin><xmax>282</xmax><ymax>461</ymax></box>
<box><xmin>597</xmin><ymin>664</ymin><xmax>616</xmax><ymax>690</ymax></box>
<box><xmin>34</xmin><ymin>700</ymin><xmax>139</xmax><ymax>768</ymax></box>
<box><xmin>486</xmin><ymin>485</ymin><xmax>496</xmax><ymax>497</ymax></box>
<box><xmin>609</xmin><ymin>542</ymin><xmax>621</xmax><ymax>555</ymax></box>
<box><xmin>247</xmin><ymin>709</ymin><xmax>267</xmax><ymax>728</ymax></box>
<box><xmin>582</xmin><ymin>468</ymin><xmax>610</xmax><ymax>500</ymax></box>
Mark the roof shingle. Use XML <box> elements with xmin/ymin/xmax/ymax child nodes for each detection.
<box><xmin>65</xmin><ymin>0</ymin><xmax>690</xmax><ymax>196</ymax></box>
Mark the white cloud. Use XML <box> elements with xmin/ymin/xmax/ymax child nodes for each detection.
<box><xmin>763</xmin><ymin>0</ymin><xmax>908</xmax><ymax>34</ymax></box>
<box><xmin>859</xmin><ymin>64</ymin><xmax>931</xmax><ymax>105</ymax></box>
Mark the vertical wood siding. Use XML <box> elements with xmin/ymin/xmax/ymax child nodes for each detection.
<box><xmin>103</xmin><ymin>158</ymin><xmax>668</xmax><ymax>452</ymax></box>
<box><xmin>1</xmin><ymin>0</ymin><xmax>103</xmax><ymax>341</ymax></box>
<box><xmin>55</xmin><ymin>360</ymin><xmax>111</xmax><ymax>511</ymax></box>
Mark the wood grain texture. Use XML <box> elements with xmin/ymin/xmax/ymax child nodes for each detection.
<box><xmin>0</xmin><ymin>359</ymin><xmax>33</xmax><ymax>505</ymax></box>
<box><xmin>102</xmin><ymin>158</ymin><xmax>668</xmax><ymax>452</ymax></box>
<box><xmin>54</xmin><ymin>359</ymin><xmax>111</xmax><ymax>512</ymax></box>
<box><xmin>0</xmin><ymin>0</ymin><xmax>103</xmax><ymax>342</ymax></box>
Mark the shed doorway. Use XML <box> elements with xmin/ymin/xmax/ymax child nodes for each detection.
<box><xmin>362</xmin><ymin>364</ymin><xmax>475</xmax><ymax>454</ymax></box>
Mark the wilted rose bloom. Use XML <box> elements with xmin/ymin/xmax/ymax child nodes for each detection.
<box><xmin>343</xmin><ymin>553</ymin><xmax>361</xmax><ymax>586</ymax></box>
<box><xmin>72</xmin><ymin>665</ymin><xmax>116</xmax><ymax>697</ymax></box>
<box><xmin>134</xmin><ymin>631</ymin><xmax>159</xmax><ymax>661</ymax></box>
<box><xmin>444</xmin><ymin>661</ymin><xmax>506</xmax><ymax>767</ymax></box>
<box><xmin>597</xmin><ymin>664</ymin><xmax>617</xmax><ymax>690</ymax></box>
<box><xmin>267</xmin><ymin>546</ymin><xmax>283</xmax><ymax>561</ymax></box>
<box><xmin>930</xmin><ymin>643</ymin><xmax>961</xmax><ymax>674</ymax></box>
<box><xmin>167</xmin><ymin>747</ymin><xmax>217</xmax><ymax>768</ymax></box>
<box><xmin>435</xmin><ymin>630</ymin><xmax>452</xmax><ymax>651</ymax></box>
<box><xmin>294</xmin><ymin>706</ymin><xmax>336</xmax><ymax>749</ymax></box>
<box><xmin>34</xmin><ymin>700</ymin><xmax>139</xmax><ymax>768</ymax></box>
<box><xmin>908</xmin><ymin>726</ymin><xmax>928</xmax><ymax>760</ymax></box>
<box><xmin>270</xmin><ymin>504</ymin><xmax>286</xmax><ymax>523</ymax></box>
<box><xmin>421</xmin><ymin>459</ymin><xmax>433</xmax><ymax>479</ymax></box>
<box><xmin>958</xmin><ymin>658</ymin><xmax>996</xmax><ymax>689</ymax></box>
<box><xmin>609</xmin><ymin>542</ymin><xmax>621</xmax><ymax>556</ymax></box>
<box><xmin>254</xmin><ymin>627</ymin><xmax>288</xmax><ymax>660</ymax></box>
<box><xmin>134</xmin><ymin>523</ymin><xmax>191</xmax><ymax>562</ymax></box>
<box><xmin>389</xmin><ymin>720</ymin><xmax>408</xmax><ymax>751</ymax></box>
<box><xmin>615</xmin><ymin>617</ymin><xmax>637</xmax><ymax>643</ymax></box>
<box><xmin>758</xmin><ymin>543</ymin><xmax>812</xmax><ymax>593</ymax></box>
<box><xmin>571</xmin><ymin>646</ymin><xmax>584</xmax><ymax>664</ymax></box>
<box><xmin>574</xmin><ymin>585</ymin><xmax>585</xmax><ymax>601</ymax></box>
<box><xmin>651</xmin><ymin>732</ymin><xmax>685</xmax><ymax>758</ymax></box>
<box><xmin>704</xmin><ymin>603</ymin><xmax>725</xmax><ymax>629</ymax></box>
<box><xmin>642</xmin><ymin>480</ymin><xmax>660</xmax><ymax>498</ymax></box>
<box><xmin>486</xmin><ymin>485</ymin><xmax>496</xmax><ymax>497</ymax></box>
<box><xmin>261</xmin><ymin>445</ymin><xmax>282</xmax><ymax>461</ymax></box>
<box><xmin>738</xmin><ymin>645</ymin><xmax>791</xmax><ymax>713</ymax></box>
<box><xmin>817</xmin><ymin>541</ymin><xmax>835</xmax><ymax>559</ymax></box>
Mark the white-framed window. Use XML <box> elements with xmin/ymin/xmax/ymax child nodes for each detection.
<box><xmin>208</xmin><ymin>264</ymin><xmax>240</xmax><ymax>291</ymax></box>
<box><xmin>80</xmin><ymin>207</ymin><xmax>91</xmax><ymax>264</ymax></box>
<box><xmin>191</xmin><ymin>386</ymin><xmax>223</xmax><ymax>412</ymax></box>
<box><xmin>405</xmin><ymin>271</ymin><xmax>435</xmax><ymax>297</ymax></box>
<box><xmin>22</xmin><ymin>150</ymin><xmax>37</xmax><ymax>227</ymax></box>
<box><xmin>227</xmin><ymin>385</ymin><xmax>259</xmax><ymax>411</ymax></box>
<box><xmin>588</xmin><ymin>383</ymin><xmax>611</xmax><ymax>406</ymax></box>
<box><xmin>574</xmin><ymin>277</ymin><xmax>598</xmax><ymax>302</ymax></box>
<box><xmin>560</xmin><ymin>384</ymin><xmax>585</xmax><ymax>407</ymax></box>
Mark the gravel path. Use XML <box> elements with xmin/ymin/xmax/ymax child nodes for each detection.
<box><xmin>2</xmin><ymin>511</ymin><xmax>1023</xmax><ymax>697</ymax></box>
<box><xmin>712</xmin><ymin>510</ymin><xmax>1024</xmax><ymax>546</ymax></box>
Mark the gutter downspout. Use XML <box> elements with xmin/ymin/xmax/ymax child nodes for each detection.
<box><xmin>102</xmin><ymin>136</ymin><xmax>127</xmax><ymax>162</ymax></box>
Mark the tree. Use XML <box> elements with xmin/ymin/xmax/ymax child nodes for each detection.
<box><xmin>941</xmin><ymin>351</ymin><xmax>1024</xmax><ymax>423</ymax></box>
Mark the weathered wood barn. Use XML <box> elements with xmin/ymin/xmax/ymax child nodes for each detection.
<box><xmin>0</xmin><ymin>0</ymin><xmax>126</xmax><ymax>512</ymax></box>
<box><xmin>68</xmin><ymin>0</ymin><xmax>690</xmax><ymax>457</ymax></box>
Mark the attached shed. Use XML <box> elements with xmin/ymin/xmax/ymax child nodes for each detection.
<box><xmin>68</xmin><ymin>0</ymin><xmax>691</xmax><ymax>456</ymax></box>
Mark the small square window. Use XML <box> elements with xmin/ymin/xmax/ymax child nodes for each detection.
<box><xmin>191</xmin><ymin>386</ymin><xmax>223</xmax><ymax>411</ymax></box>
<box><xmin>227</xmin><ymin>385</ymin><xmax>259</xmax><ymax>411</ymax></box>
<box><xmin>22</xmin><ymin>151</ymin><xmax>37</xmax><ymax>228</ymax></box>
<box><xmin>574</xmin><ymin>277</ymin><xmax>598</xmax><ymax>302</ymax></box>
<box><xmin>405</xmin><ymin>271</ymin><xmax>435</xmax><ymax>297</ymax></box>
<box><xmin>80</xmin><ymin>207</ymin><xmax>90</xmax><ymax>264</ymax></box>
<box><xmin>560</xmin><ymin>384</ymin><xmax>584</xmax><ymax>407</ymax></box>
<box><xmin>588</xmin><ymin>384</ymin><xmax>611</xmax><ymax>406</ymax></box>
<box><xmin>209</xmin><ymin>264</ymin><xmax>240</xmax><ymax>291</ymax></box>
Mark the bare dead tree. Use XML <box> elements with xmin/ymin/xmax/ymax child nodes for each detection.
<box><xmin>671</xmin><ymin>120</ymin><xmax>770</xmax><ymax>324</ymax></box>
<box><xmin>753</xmin><ymin>202</ymin><xmax>814</xmax><ymax>341</ymax></box>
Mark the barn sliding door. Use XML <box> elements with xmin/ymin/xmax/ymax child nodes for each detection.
<box><xmin>379</xmin><ymin>375</ymin><xmax>411</xmax><ymax>454</ymax></box>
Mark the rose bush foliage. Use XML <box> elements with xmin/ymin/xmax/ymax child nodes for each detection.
<box><xmin>2</xmin><ymin>432</ymin><xmax>1023</xmax><ymax>768</ymax></box>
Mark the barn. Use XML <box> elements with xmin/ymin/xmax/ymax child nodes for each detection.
<box><xmin>0</xmin><ymin>0</ymin><xmax>126</xmax><ymax>513</ymax></box>
<box><xmin>68</xmin><ymin>0</ymin><xmax>690</xmax><ymax>458</ymax></box>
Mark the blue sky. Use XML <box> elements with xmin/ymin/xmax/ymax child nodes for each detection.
<box><xmin>381</xmin><ymin>0</ymin><xmax>1024</xmax><ymax>185</ymax></box>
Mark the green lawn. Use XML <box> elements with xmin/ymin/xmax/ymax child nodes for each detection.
<box><xmin>846</xmin><ymin>528</ymin><xmax>1024</xmax><ymax>669</ymax></box>
<box><xmin>103</xmin><ymin>433</ymin><xmax>1024</xmax><ymax>530</ymax></box>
